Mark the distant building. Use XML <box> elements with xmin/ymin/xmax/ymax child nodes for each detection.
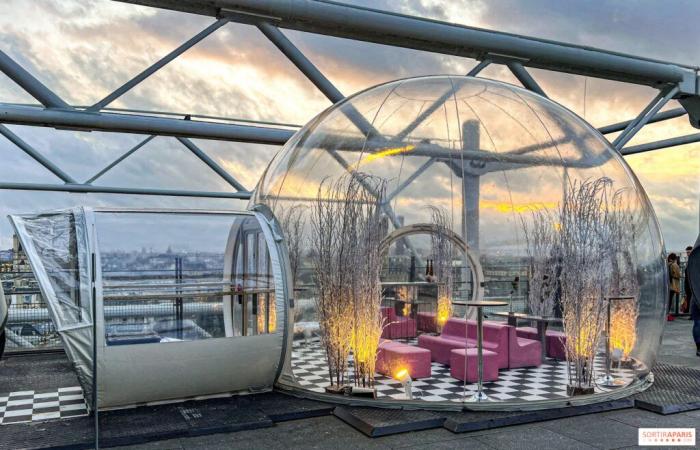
<box><xmin>12</xmin><ymin>235</ymin><xmax>31</xmax><ymax>273</ymax></box>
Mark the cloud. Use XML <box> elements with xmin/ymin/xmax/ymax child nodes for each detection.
<box><xmin>0</xmin><ymin>0</ymin><xmax>698</xmax><ymax>252</ymax></box>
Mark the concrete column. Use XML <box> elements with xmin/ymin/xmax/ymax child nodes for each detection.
<box><xmin>461</xmin><ymin>120</ymin><xmax>480</xmax><ymax>251</ymax></box>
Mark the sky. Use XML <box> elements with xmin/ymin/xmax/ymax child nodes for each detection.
<box><xmin>0</xmin><ymin>0</ymin><xmax>698</xmax><ymax>251</ymax></box>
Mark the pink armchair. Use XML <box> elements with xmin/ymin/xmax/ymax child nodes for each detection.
<box><xmin>417</xmin><ymin>318</ymin><xmax>510</xmax><ymax>368</ymax></box>
<box><xmin>508</xmin><ymin>327</ymin><xmax>542</xmax><ymax>368</ymax></box>
<box><xmin>416</xmin><ymin>318</ymin><xmax>468</xmax><ymax>364</ymax></box>
<box><xmin>516</xmin><ymin>327</ymin><xmax>567</xmax><ymax>360</ymax></box>
<box><xmin>416</xmin><ymin>312</ymin><xmax>438</xmax><ymax>333</ymax></box>
<box><xmin>380</xmin><ymin>307</ymin><xmax>417</xmax><ymax>339</ymax></box>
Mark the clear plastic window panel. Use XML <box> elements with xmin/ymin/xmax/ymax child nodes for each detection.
<box><xmin>97</xmin><ymin>212</ymin><xmax>276</xmax><ymax>346</ymax></box>
<box><xmin>19</xmin><ymin>212</ymin><xmax>88</xmax><ymax>328</ymax></box>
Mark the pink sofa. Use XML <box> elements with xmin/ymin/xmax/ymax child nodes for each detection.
<box><xmin>417</xmin><ymin>318</ymin><xmax>510</xmax><ymax>369</ymax></box>
<box><xmin>516</xmin><ymin>327</ymin><xmax>566</xmax><ymax>360</ymax></box>
<box><xmin>507</xmin><ymin>327</ymin><xmax>542</xmax><ymax>368</ymax></box>
<box><xmin>381</xmin><ymin>307</ymin><xmax>417</xmax><ymax>339</ymax></box>
<box><xmin>417</xmin><ymin>312</ymin><xmax>438</xmax><ymax>333</ymax></box>
<box><xmin>376</xmin><ymin>339</ymin><xmax>431</xmax><ymax>379</ymax></box>
<box><xmin>449</xmin><ymin>348</ymin><xmax>499</xmax><ymax>382</ymax></box>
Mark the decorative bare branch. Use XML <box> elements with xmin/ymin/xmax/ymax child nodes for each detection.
<box><xmin>279</xmin><ymin>204</ymin><xmax>307</xmax><ymax>290</ymax></box>
<box><xmin>521</xmin><ymin>208</ymin><xmax>558</xmax><ymax>317</ymax></box>
<box><xmin>427</xmin><ymin>206</ymin><xmax>454</xmax><ymax>331</ymax></box>
<box><xmin>310</xmin><ymin>173</ymin><xmax>387</xmax><ymax>388</ymax></box>
<box><xmin>520</xmin><ymin>176</ymin><xmax>643</xmax><ymax>390</ymax></box>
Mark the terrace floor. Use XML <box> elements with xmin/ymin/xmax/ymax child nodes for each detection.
<box><xmin>115</xmin><ymin>319</ymin><xmax>700</xmax><ymax>450</ymax></box>
<box><xmin>292</xmin><ymin>337</ymin><xmax>637</xmax><ymax>402</ymax></box>
<box><xmin>0</xmin><ymin>319</ymin><xmax>697</xmax><ymax>449</ymax></box>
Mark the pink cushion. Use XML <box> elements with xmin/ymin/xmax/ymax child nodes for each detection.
<box><xmin>417</xmin><ymin>333</ymin><xmax>469</xmax><ymax>365</ymax></box>
<box><xmin>376</xmin><ymin>340</ymin><xmax>431</xmax><ymax>379</ymax></box>
<box><xmin>381</xmin><ymin>307</ymin><xmax>417</xmax><ymax>339</ymax></box>
<box><xmin>516</xmin><ymin>326</ymin><xmax>567</xmax><ymax>360</ymax></box>
<box><xmin>449</xmin><ymin>348</ymin><xmax>499</xmax><ymax>382</ymax></box>
<box><xmin>508</xmin><ymin>327</ymin><xmax>542</xmax><ymax>368</ymax></box>
<box><xmin>417</xmin><ymin>312</ymin><xmax>438</xmax><ymax>333</ymax></box>
<box><xmin>417</xmin><ymin>318</ymin><xmax>510</xmax><ymax>369</ymax></box>
<box><xmin>441</xmin><ymin>318</ymin><xmax>467</xmax><ymax>339</ymax></box>
<box><xmin>381</xmin><ymin>307</ymin><xmax>396</xmax><ymax>322</ymax></box>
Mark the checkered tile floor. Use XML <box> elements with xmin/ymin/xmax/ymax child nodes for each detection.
<box><xmin>0</xmin><ymin>386</ymin><xmax>88</xmax><ymax>424</ymax></box>
<box><xmin>292</xmin><ymin>338</ymin><xmax>637</xmax><ymax>402</ymax></box>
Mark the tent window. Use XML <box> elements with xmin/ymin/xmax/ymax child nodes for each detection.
<box><xmin>94</xmin><ymin>212</ymin><xmax>278</xmax><ymax>346</ymax></box>
<box><xmin>232</xmin><ymin>221</ymin><xmax>276</xmax><ymax>336</ymax></box>
<box><xmin>97</xmin><ymin>213</ymin><xmax>238</xmax><ymax>346</ymax></box>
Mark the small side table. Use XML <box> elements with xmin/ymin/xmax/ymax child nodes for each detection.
<box><xmin>465</xmin><ymin>300</ymin><xmax>508</xmax><ymax>402</ymax></box>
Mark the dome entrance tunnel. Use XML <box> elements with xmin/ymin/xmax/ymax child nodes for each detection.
<box><xmin>10</xmin><ymin>76</ymin><xmax>666</xmax><ymax>411</ymax></box>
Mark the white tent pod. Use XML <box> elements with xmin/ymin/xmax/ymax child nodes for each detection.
<box><xmin>8</xmin><ymin>207</ymin><xmax>292</xmax><ymax>409</ymax></box>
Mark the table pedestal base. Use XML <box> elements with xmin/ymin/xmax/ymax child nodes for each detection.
<box><xmin>467</xmin><ymin>390</ymin><xmax>490</xmax><ymax>402</ymax></box>
<box><xmin>597</xmin><ymin>374</ymin><xmax>625</xmax><ymax>387</ymax></box>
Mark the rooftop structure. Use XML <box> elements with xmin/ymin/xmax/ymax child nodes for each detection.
<box><xmin>0</xmin><ymin>1</ymin><xmax>698</xmax><ymax>448</ymax></box>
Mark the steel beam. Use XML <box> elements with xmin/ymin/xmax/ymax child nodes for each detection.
<box><xmin>0</xmin><ymin>103</ymin><xmax>294</xmax><ymax>144</ymax></box>
<box><xmin>393</xmin><ymin>61</ymin><xmax>491</xmax><ymax>141</ymax></box>
<box><xmin>0</xmin><ymin>182</ymin><xmax>252</xmax><ymax>199</ymax></box>
<box><xmin>256</xmin><ymin>20</ymin><xmax>410</xmax><ymax>238</ymax></box>
<box><xmin>85</xmin><ymin>135</ymin><xmax>156</xmax><ymax>184</ymax></box>
<box><xmin>257</xmin><ymin>21</ymin><xmax>343</xmax><ymax>104</ymax></box>
<box><xmin>395</xmin><ymin>63</ymin><xmax>489</xmax><ymax>141</ymax></box>
<box><xmin>613</xmin><ymin>85</ymin><xmax>680</xmax><ymax>150</ymax></box>
<box><xmin>176</xmin><ymin>137</ymin><xmax>247</xmax><ymax>191</ymax></box>
<box><xmin>598</xmin><ymin>107</ymin><xmax>686</xmax><ymax>135</ymax></box>
<box><xmin>88</xmin><ymin>18</ymin><xmax>230</xmax><ymax>111</ymax></box>
<box><xmin>383</xmin><ymin>157</ymin><xmax>436</xmax><ymax>205</ymax></box>
<box><xmin>119</xmin><ymin>0</ymin><xmax>695</xmax><ymax>90</ymax></box>
<box><xmin>467</xmin><ymin>59</ymin><xmax>492</xmax><ymax>77</ymax></box>
<box><xmin>258</xmin><ymin>21</ymin><xmax>382</xmax><ymax>140</ymax></box>
<box><xmin>621</xmin><ymin>132</ymin><xmax>700</xmax><ymax>155</ymax></box>
<box><xmin>507</xmin><ymin>61</ymin><xmax>547</xmax><ymax>97</ymax></box>
<box><xmin>0</xmin><ymin>124</ymin><xmax>77</xmax><ymax>183</ymax></box>
<box><xmin>0</xmin><ymin>50</ymin><xmax>72</xmax><ymax>109</ymax></box>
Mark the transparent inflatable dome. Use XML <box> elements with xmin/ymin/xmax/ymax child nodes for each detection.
<box><xmin>252</xmin><ymin>76</ymin><xmax>666</xmax><ymax>407</ymax></box>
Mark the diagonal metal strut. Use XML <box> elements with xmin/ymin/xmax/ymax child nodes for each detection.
<box><xmin>85</xmin><ymin>135</ymin><xmax>156</xmax><ymax>184</ymax></box>
<box><xmin>176</xmin><ymin>137</ymin><xmax>247</xmax><ymax>192</ymax></box>
<box><xmin>0</xmin><ymin>124</ymin><xmax>76</xmax><ymax>183</ymax></box>
<box><xmin>88</xmin><ymin>18</ymin><xmax>230</xmax><ymax>111</ymax></box>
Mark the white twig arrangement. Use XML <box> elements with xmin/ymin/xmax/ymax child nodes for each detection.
<box><xmin>521</xmin><ymin>209</ymin><xmax>558</xmax><ymax>317</ymax></box>
<box><xmin>279</xmin><ymin>205</ymin><xmax>307</xmax><ymax>324</ymax></box>
<box><xmin>428</xmin><ymin>206</ymin><xmax>454</xmax><ymax>331</ymax></box>
<box><xmin>279</xmin><ymin>204</ymin><xmax>307</xmax><ymax>290</ymax></box>
<box><xmin>521</xmin><ymin>177</ymin><xmax>642</xmax><ymax>392</ymax></box>
<box><xmin>311</xmin><ymin>173</ymin><xmax>386</xmax><ymax>388</ymax></box>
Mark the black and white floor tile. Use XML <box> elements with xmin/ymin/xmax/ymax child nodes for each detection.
<box><xmin>0</xmin><ymin>386</ymin><xmax>88</xmax><ymax>425</ymax></box>
<box><xmin>292</xmin><ymin>338</ymin><xmax>637</xmax><ymax>402</ymax></box>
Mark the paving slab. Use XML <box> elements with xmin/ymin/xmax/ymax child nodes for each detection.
<box><xmin>397</xmin><ymin>436</ymin><xmax>491</xmax><ymax>449</ymax></box>
<box><xmin>539</xmin><ymin>413</ymin><xmax>641</xmax><ymax>450</ymax></box>
<box><xmin>250</xmin><ymin>391</ymin><xmax>335</xmax><ymax>422</ymax></box>
<box><xmin>333</xmin><ymin>406</ymin><xmax>446</xmax><ymax>437</ymax></box>
<box><xmin>443</xmin><ymin>398</ymin><xmax>634</xmax><ymax>433</ymax></box>
<box><xmin>472</xmin><ymin>425</ymin><xmax>597</xmax><ymax>450</ymax></box>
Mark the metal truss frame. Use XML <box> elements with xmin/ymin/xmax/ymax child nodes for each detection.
<box><xmin>1</xmin><ymin>0</ymin><xmax>699</xmax><ymax>204</ymax></box>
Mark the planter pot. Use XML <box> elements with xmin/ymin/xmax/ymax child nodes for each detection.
<box><xmin>619</xmin><ymin>358</ymin><xmax>639</xmax><ymax>370</ymax></box>
<box><xmin>350</xmin><ymin>386</ymin><xmax>377</xmax><ymax>399</ymax></box>
<box><xmin>567</xmin><ymin>384</ymin><xmax>595</xmax><ymax>396</ymax></box>
<box><xmin>325</xmin><ymin>384</ymin><xmax>351</xmax><ymax>395</ymax></box>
